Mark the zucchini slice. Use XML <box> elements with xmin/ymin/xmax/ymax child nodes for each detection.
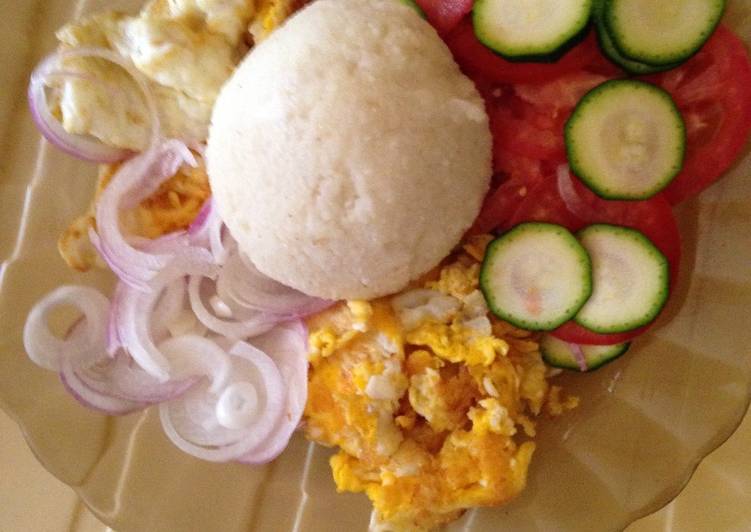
<box><xmin>541</xmin><ymin>334</ymin><xmax>630</xmax><ymax>371</ymax></box>
<box><xmin>592</xmin><ymin>0</ymin><xmax>678</xmax><ymax>74</ymax></box>
<box><xmin>473</xmin><ymin>0</ymin><xmax>593</xmax><ymax>60</ymax></box>
<box><xmin>480</xmin><ymin>223</ymin><xmax>592</xmax><ymax>331</ymax></box>
<box><xmin>604</xmin><ymin>0</ymin><xmax>726</xmax><ymax>66</ymax></box>
<box><xmin>574</xmin><ymin>224</ymin><xmax>669</xmax><ymax>334</ymax></box>
<box><xmin>565</xmin><ymin>79</ymin><xmax>686</xmax><ymax>200</ymax></box>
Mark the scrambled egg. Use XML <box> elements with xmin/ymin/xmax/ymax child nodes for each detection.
<box><xmin>58</xmin><ymin>157</ymin><xmax>210</xmax><ymax>271</ymax></box>
<box><xmin>52</xmin><ymin>0</ymin><xmax>304</xmax><ymax>150</ymax></box>
<box><xmin>305</xmin><ymin>236</ymin><xmax>578</xmax><ymax>531</ymax></box>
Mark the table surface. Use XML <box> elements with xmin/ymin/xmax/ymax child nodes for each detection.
<box><xmin>1</xmin><ymin>403</ymin><xmax>750</xmax><ymax>531</ymax></box>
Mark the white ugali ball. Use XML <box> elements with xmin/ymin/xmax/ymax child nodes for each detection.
<box><xmin>207</xmin><ymin>0</ymin><xmax>491</xmax><ymax>300</ymax></box>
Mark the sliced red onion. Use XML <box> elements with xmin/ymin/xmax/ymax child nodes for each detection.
<box><xmin>556</xmin><ymin>165</ymin><xmax>599</xmax><ymax>221</ymax></box>
<box><xmin>188</xmin><ymin>199</ymin><xmax>213</xmax><ymax>236</ymax></box>
<box><xmin>239</xmin><ymin>321</ymin><xmax>309</xmax><ymax>464</ymax></box>
<box><xmin>23</xmin><ymin>286</ymin><xmax>110</xmax><ymax>371</ymax></box>
<box><xmin>186</xmin><ymin>141</ymin><xmax>207</xmax><ymax>158</ymax></box>
<box><xmin>28</xmin><ymin>47</ymin><xmax>160</xmax><ymax>163</ymax></box>
<box><xmin>60</xmin><ymin>358</ymin><xmax>147</xmax><ymax>415</ymax></box>
<box><xmin>209</xmin><ymin>222</ymin><xmax>229</xmax><ymax>266</ymax></box>
<box><xmin>150</xmin><ymin>278</ymin><xmax>187</xmax><ymax>342</ymax></box>
<box><xmin>187</xmin><ymin>276</ymin><xmax>277</xmax><ymax>340</ymax></box>
<box><xmin>63</xmin><ymin>350</ymin><xmax>195</xmax><ymax>406</ymax></box>
<box><xmin>62</xmin><ymin>325</ymin><xmax>226</xmax><ymax>408</ymax></box>
<box><xmin>216</xmin><ymin>248</ymin><xmax>331</xmax><ymax>317</ymax></box>
<box><xmin>114</xmin><ymin>273</ymin><xmax>188</xmax><ymax>381</ymax></box>
<box><xmin>158</xmin><ymin>335</ymin><xmax>233</xmax><ymax>394</ymax></box>
<box><xmin>91</xmin><ymin>140</ymin><xmax>210</xmax><ymax>290</ymax></box>
<box><xmin>107</xmin><ymin>283</ymin><xmax>123</xmax><ymax>355</ymax></box>
<box><xmin>54</xmin><ymin>321</ymin><xmax>147</xmax><ymax>414</ymax></box>
<box><xmin>187</xmin><ymin>199</ymin><xmax>229</xmax><ymax>265</ymax></box>
<box><xmin>159</xmin><ymin>340</ymin><xmax>286</xmax><ymax>462</ymax></box>
<box><xmin>569</xmin><ymin>342</ymin><xmax>589</xmax><ymax>372</ymax></box>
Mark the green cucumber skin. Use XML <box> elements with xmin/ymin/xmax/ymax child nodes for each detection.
<box><xmin>476</xmin><ymin>23</ymin><xmax>593</xmax><ymax>64</ymax></box>
<box><xmin>472</xmin><ymin>0</ymin><xmax>594</xmax><ymax>62</ymax></box>
<box><xmin>541</xmin><ymin>335</ymin><xmax>631</xmax><ymax>371</ymax></box>
<box><xmin>591</xmin><ymin>0</ymin><xmax>678</xmax><ymax>74</ymax></box>
<box><xmin>480</xmin><ymin>223</ymin><xmax>593</xmax><ymax>332</ymax></box>
<box><xmin>603</xmin><ymin>0</ymin><xmax>726</xmax><ymax>67</ymax></box>
<box><xmin>565</xmin><ymin>79</ymin><xmax>687</xmax><ymax>201</ymax></box>
<box><xmin>573</xmin><ymin>224</ymin><xmax>670</xmax><ymax>334</ymax></box>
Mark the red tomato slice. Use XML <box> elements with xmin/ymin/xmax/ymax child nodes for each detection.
<box><xmin>446</xmin><ymin>19</ymin><xmax>614</xmax><ymax>85</ymax></box>
<box><xmin>514</xmin><ymin>71</ymin><xmax>612</xmax><ymax>115</ymax></box>
<box><xmin>506</xmin><ymin>174</ymin><xmax>681</xmax><ymax>345</ymax></box>
<box><xmin>415</xmin><ymin>0</ymin><xmax>473</xmax><ymax>35</ymax></box>
<box><xmin>505</xmin><ymin>176</ymin><xmax>585</xmax><ymax>231</ymax></box>
<box><xmin>645</xmin><ymin>26</ymin><xmax>751</xmax><ymax>204</ymax></box>
<box><xmin>469</xmin><ymin>151</ymin><xmax>544</xmax><ymax>235</ymax></box>
<box><xmin>490</xmin><ymin>102</ymin><xmax>567</xmax><ymax>161</ymax></box>
<box><xmin>552</xmin><ymin>321</ymin><xmax>648</xmax><ymax>346</ymax></box>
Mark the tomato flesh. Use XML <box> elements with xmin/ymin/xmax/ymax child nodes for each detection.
<box><xmin>552</xmin><ymin>321</ymin><xmax>649</xmax><ymax>346</ymax></box>
<box><xmin>415</xmin><ymin>0</ymin><xmax>473</xmax><ymax>35</ymax></box>
<box><xmin>645</xmin><ymin>26</ymin><xmax>751</xmax><ymax>204</ymax></box>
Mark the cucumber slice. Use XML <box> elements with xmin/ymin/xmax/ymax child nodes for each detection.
<box><xmin>473</xmin><ymin>0</ymin><xmax>593</xmax><ymax>60</ymax></box>
<box><xmin>574</xmin><ymin>224</ymin><xmax>669</xmax><ymax>334</ymax></box>
<box><xmin>565</xmin><ymin>79</ymin><xmax>686</xmax><ymax>200</ymax></box>
<box><xmin>480</xmin><ymin>223</ymin><xmax>592</xmax><ymax>331</ymax></box>
<box><xmin>592</xmin><ymin>0</ymin><xmax>678</xmax><ymax>74</ymax></box>
<box><xmin>398</xmin><ymin>0</ymin><xmax>426</xmax><ymax>17</ymax></box>
<box><xmin>604</xmin><ymin>0</ymin><xmax>726</xmax><ymax>66</ymax></box>
<box><xmin>541</xmin><ymin>334</ymin><xmax>630</xmax><ymax>371</ymax></box>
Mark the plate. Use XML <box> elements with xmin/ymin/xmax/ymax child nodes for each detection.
<box><xmin>1</xmin><ymin>1</ymin><xmax>751</xmax><ymax>530</ymax></box>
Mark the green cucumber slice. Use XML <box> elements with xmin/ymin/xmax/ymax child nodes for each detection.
<box><xmin>592</xmin><ymin>0</ymin><xmax>678</xmax><ymax>74</ymax></box>
<box><xmin>480</xmin><ymin>223</ymin><xmax>592</xmax><ymax>331</ymax></box>
<box><xmin>604</xmin><ymin>0</ymin><xmax>726</xmax><ymax>66</ymax></box>
<box><xmin>574</xmin><ymin>224</ymin><xmax>669</xmax><ymax>334</ymax></box>
<box><xmin>565</xmin><ymin>79</ymin><xmax>686</xmax><ymax>200</ymax></box>
<box><xmin>541</xmin><ymin>334</ymin><xmax>630</xmax><ymax>371</ymax></box>
<box><xmin>473</xmin><ymin>0</ymin><xmax>593</xmax><ymax>60</ymax></box>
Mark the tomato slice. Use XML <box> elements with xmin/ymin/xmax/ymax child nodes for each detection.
<box><xmin>505</xmin><ymin>175</ymin><xmax>585</xmax><ymax>231</ymax></box>
<box><xmin>489</xmin><ymin>102</ymin><xmax>567</xmax><ymax>161</ymax></box>
<box><xmin>469</xmin><ymin>151</ymin><xmax>544</xmax><ymax>235</ymax></box>
<box><xmin>506</xmin><ymin>174</ymin><xmax>681</xmax><ymax>345</ymax></box>
<box><xmin>446</xmin><ymin>19</ymin><xmax>616</xmax><ymax>85</ymax></box>
<box><xmin>552</xmin><ymin>321</ymin><xmax>648</xmax><ymax>346</ymax></box>
<box><xmin>644</xmin><ymin>26</ymin><xmax>751</xmax><ymax>204</ymax></box>
<box><xmin>415</xmin><ymin>0</ymin><xmax>473</xmax><ymax>35</ymax></box>
<box><xmin>514</xmin><ymin>71</ymin><xmax>612</xmax><ymax>115</ymax></box>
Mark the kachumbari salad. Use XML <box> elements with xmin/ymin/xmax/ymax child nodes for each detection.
<box><xmin>19</xmin><ymin>0</ymin><xmax>751</xmax><ymax>529</ymax></box>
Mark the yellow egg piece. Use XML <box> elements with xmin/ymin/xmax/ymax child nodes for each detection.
<box><xmin>304</xmin><ymin>245</ymin><xmax>578</xmax><ymax>530</ymax></box>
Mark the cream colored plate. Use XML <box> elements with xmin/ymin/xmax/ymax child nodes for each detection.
<box><xmin>1</xmin><ymin>1</ymin><xmax>751</xmax><ymax>531</ymax></box>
